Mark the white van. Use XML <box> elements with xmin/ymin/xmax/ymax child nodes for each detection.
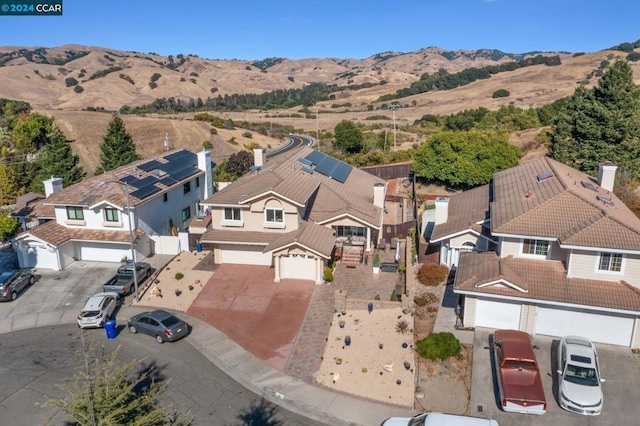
<box><xmin>382</xmin><ymin>412</ymin><xmax>499</xmax><ymax>426</ymax></box>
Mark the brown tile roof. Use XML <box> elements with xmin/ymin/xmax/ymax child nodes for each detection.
<box><xmin>199</xmin><ymin>228</ymin><xmax>279</xmax><ymax>245</ymax></box>
<box><xmin>43</xmin><ymin>149</ymin><xmax>204</xmax><ymax>210</ymax></box>
<box><xmin>491</xmin><ymin>157</ymin><xmax>640</xmax><ymax>251</ymax></box>
<box><xmin>202</xmin><ymin>146</ymin><xmax>384</xmax><ymax>227</ymax></box>
<box><xmin>16</xmin><ymin>220</ymin><xmax>144</xmax><ymax>247</ymax></box>
<box><xmin>11</xmin><ymin>194</ymin><xmax>55</xmax><ymax>219</ymax></box>
<box><xmin>264</xmin><ymin>222</ymin><xmax>336</xmax><ymax>257</ymax></box>
<box><xmin>455</xmin><ymin>252</ymin><xmax>640</xmax><ymax>313</ymax></box>
<box><xmin>430</xmin><ymin>184</ymin><xmax>490</xmax><ymax>242</ymax></box>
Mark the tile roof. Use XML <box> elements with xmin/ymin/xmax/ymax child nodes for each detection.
<box><xmin>42</xmin><ymin>149</ymin><xmax>205</xmax><ymax>210</ymax></box>
<box><xmin>200</xmin><ymin>229</ymin><xmax>279</xmax><ymax>245</ymax></box>
<box><xmin>430</xmin><ymin>184</ymin><xmax>490</xmax><ymax>242</ymax></box>
<box><xmin>455</xmin><ymin>252</ymin><xmax>640</xmax><ymax>313</ymax></box>
<box><xmin>490</xmin><ymin>157</ymin><xmax>640</xmax><ymax>251</ymax></box>
<box><xmin>264</xmin><ymin>222</ymin><xmax>336</xmax><ymax>258</ymax></box>
<box><xmin>16</xmin><ymin>220</ymin><xmax>144</xmax><ymax>247</ymax></box>
<box><xmin>202</xmin><ymin>146</ymin><xmax>384</xmax><ymax>227</ymax></box>
<box><xmin>11</xmin><ymin>193</ymin><xmax>54</xmax><ymax>219</ymax></box>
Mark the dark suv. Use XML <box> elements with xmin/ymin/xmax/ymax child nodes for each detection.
<box><xmin>0</xmin><ymin>270</ymin><xmax>35</xmax><ymax>301</ymax></box>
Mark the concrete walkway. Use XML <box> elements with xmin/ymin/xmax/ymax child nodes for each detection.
<box><xmin>0</xmin><ymin>306</ymin><xmax>416</xmax><ymax>426</ymax></box>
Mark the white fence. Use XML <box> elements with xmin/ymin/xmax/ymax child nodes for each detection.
<box><xmin>150</xmin><ymin>235</ymin><xmax>182</xmax><ymax>255</ymax></box>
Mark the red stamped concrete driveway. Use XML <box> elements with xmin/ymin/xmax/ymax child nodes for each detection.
<box><xmin>187</xmin><ymin>264</ymin><xmax>315</xmax><ymax>371</ymax></box>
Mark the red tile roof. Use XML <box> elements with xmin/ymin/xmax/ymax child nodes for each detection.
<box><xmin>455</xmin><ymin>252</ymin><xmax>640</xmax><ymax>313</ymax></box>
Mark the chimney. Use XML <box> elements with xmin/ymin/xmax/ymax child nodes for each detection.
<box><xmin>253</xmin><ymin>148</ymin><xmax>266</xmax><ymax>168</ymax></box>
<box><xmin>197</xmin><ymin>150</ymin><xmax>214</xmax><ymax>198</ymax></box>
<box><xmin>44</xmin><ymin>176</ymin><xmax>63</xmax><ymax>197</ymax></box>
<box><xmin>373</xmin><ymin>182</ymin><xmax>385</xmax><ymax>208</ymax></box>
<box><xmin>435</xmin><ymin>197</ymin><xmax>450</xmax><ymax>225</ymax></box>
<box><xmin>597</xmin><ymin>162</ymin><xmax>617</xmax><ymax>192</ymax></box>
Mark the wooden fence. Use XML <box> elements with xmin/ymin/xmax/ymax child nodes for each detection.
<box><xmin>361</xmin><ymin>162</ymin><xmax>412</xmax><ymax>180</ymax></box>
<box><xmin>380</xmin><ymin>220</ymin><xmax>416</xmax><ymax>244</ymax></box>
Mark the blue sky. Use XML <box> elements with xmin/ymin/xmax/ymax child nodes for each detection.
<box><xmin>1</xmin><ymin>0</ymin><xmax>638</xmax><ymax>60</ymax></box>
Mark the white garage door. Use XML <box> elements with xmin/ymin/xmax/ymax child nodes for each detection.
<box><xmin>219</xmin><ymin>244</ymin><xmax>272</xmax><ymax>265</ymax></box>
<box><xmin>475</xmin><ymin>299</ymin><xmax>522</xmax><ymax>330</ymax></box>
<box><xmin>79</xmin><ymin>242</ymin><xmax>129</xmax><ymax>262</ymax></box>
<box><xmin>282</xmin><ymin>255</ymin><xmax>316</xmax><ymax>281</ymax></box>
<box><xmin>24</xmin><ymin>244</ymin><xmax>59</xmax><ymax>270</ymax></box>
<box><xmin>535</xmin><ymin>306</ymin><xmax>633</xmax><ymax>347</ymax></box>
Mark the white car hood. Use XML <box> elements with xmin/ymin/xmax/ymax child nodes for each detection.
<box><xmin>382</xmin><ymin>417</ymin><xmax>414</xmax><ymax>426</ymax></box>
<box><xmin>561</xmin><ymin>380</ymin><xmax>602</xmax><ymax>406</ymax></box>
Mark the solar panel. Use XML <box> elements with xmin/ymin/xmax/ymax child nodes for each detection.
<box><xmin>137</xmin><ymin>160</ymin><xmax>162</xmax><ymax>172</ymax></box>
<box><xmin>314</xmin><ymin>156</ymin><xmax>339</xmax><ymax>177</ymax></box>
<box><xmin>164</xmin><ymin>150</ymin><xmax>196</xmax><ymax>165</ymax></box>
<box><xmin>130</xmin><ymin>176</ymin><xmax>158</xmax><ymax>189</ymax></box>
<box><xmin>298</xmin><ymin>157</ymin><xmax>313</xmax><ymax>166</ymax></box>
<box><xmin>159</xmin><ymin>176</ymin><xmax>177</xmax><ymax>187</ymax></box>
<box><xmin>331</xmin><ymin>162</ymin><xmax>353</xmax><ymax>183</ymax></box>
<box><xmin>130</xmin><ymin>185</ymin><xmax>161</xmax><ymax>200</ymax></box>
<box><xmin>169</xmin><ymin>167</ymin><xmax>198</xmax><ymax>181</ymax></box>
<box><xmin>302</xmin><ymin>166</ymin><xmax>313</xmax><ymax>174</ymax></box>
<box><xmin>304</xmin><ymin>150</ymin><xmax>326</xmax><ymax>165</ymax></box>
<box><xmin>119</xmin><ymin>175</ymin><xmax>140</xmax><ymax>186</ymax></box>
<box><xmin>536</xmin><ymin>171</ymin><xmax>553</xmax><ymax>182</ymax></box>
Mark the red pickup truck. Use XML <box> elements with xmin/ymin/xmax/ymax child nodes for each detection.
<box><xmin>492</xmin><ymin>330</ymin><xmax>546</xmax><ymax>415</ymax></box>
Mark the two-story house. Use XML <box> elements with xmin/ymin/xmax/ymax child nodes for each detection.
<box><xmin>199</xmin><ymin>147</ymin><xmax>386</xmax><ymax>284</ymax></box>
<box><xmin>12</xmin><ymin>149</ymin><xmax>214</xmax><ymax>270</ymax></box>
<box><xmin>429</xmin><ymin>158</ymin><xmax>640</xmax><ymax>348</ymax></box>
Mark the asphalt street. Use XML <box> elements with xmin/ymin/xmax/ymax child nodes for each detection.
<box><xmin>0</xmin><ymin>324</ymin><xmax>328</xmax><ymax>426</ymax></box>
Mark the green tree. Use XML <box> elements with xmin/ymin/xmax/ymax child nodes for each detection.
<box><xmin>549</xmin><ymin>59</ymin><xmax>640</xmax><ymax>178</ymax></box>
<box><xmin>12</xmin><ymin>112</ymin><xmax>54</xmax><ymax>154</ymax></box>
<box><xmin>412</xmin><ymin>130</ymin><xmax>522</xmax><ymax>187</ymax></box>
<box><xmin>95</xmin><ymin>113</ymin><xmax>140</xmax><ymax>174</ymax></box>
<box><xmin>31</xmin><ymin>127</ymin><xmax>86</xmax><ymax>193</ymax></box>
<box><xmin>0</xmin><ymin>162</ymin><xmax>18</xmax><ymax>205</ymax></box>
<box><xmin>334</xmin><ymin>120</ymin><xmax>364</xmax><ymax>153</ymax></box>
<box><xmin>46</xmin><ymin>340</ymin><xmax>191</xmax><ymax>426</ymax></box>
<box><xmin>492</xmin><ymin>89</ymin><xmax>510</xmax><ymax>98</ymax></box>
<box><xmin>225</xmin><ymin>150</ymin><xmax>254</xmax><ymax>178</ymax></box>
<box><xmin>0</xmin><ymin>211</ymin><xmax>20</xmax><ymax>242</ymax></box>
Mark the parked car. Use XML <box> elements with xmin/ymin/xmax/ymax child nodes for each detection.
<box><xmin>127</xmin><ymin>309</ymin><xmax>189</xmax><ymax>343</ymax></box>
<box><xmin>103</xmin><ymin>261</ymin><xmax>152</xmax><ymax>295</ymax></box>
<box><xmin>0</xmin><ymin>269</ymin><xmax>35</xmax><ymax>302</ymax></box>
<box><xmin>492</xmin><ymin>329</ymin><xmax>546</xmax><ymax>415</ymax></box>
<box><xmin>382</xmin><ymin>412</ymin><xmax>499</xmax><ymax>426</ymax></box>
<box><xmin>557</xmin><ymin>336</ymin><xmax>605</xmax><ymax>415</ymax></box>
<box><xmin>77</xmin><ymin>292</ymin><xmax>120</xmax><ymax>329</ymax></box>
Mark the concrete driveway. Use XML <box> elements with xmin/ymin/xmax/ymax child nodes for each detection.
<box><xmin>470</xmin><ymin>327</ymin><xmax>640</xmax><ymax>425</ymax></box>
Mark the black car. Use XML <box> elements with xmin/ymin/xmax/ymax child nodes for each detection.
<box><xmin>127</xmin><ymin>309</ymin><xmax>189</xmax><ymax>343</ymax></box>
<box><xmin>0</xmin><ymin>270</ymin><xmax>35</xmax><ymax>302</ymax></box>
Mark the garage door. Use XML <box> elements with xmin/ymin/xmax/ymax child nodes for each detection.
<box><xmin>282</xmin><ymin>255</ymin><xmax>316</xmax><ymax>281</ymax></box>
<box><xmin>475</xmin><ymin>299</ymin><xmax>522</xmax><ymax>330</ymax></box>
<box><xmin>219</xmin><ymin>244</ymin><xmax>272</xmax><ymax>265</ymax></box>
<box><xmin>535</xmin><ymin>306</ymin><xmax>633</xmax><ymax>347</ymax></box>
<box><xmin>24</xmin><ymin>244</ymin><xmax>59</xmax><ymax>270</ymax></box>
<box><xmin>79</xmin><ymin>242</ymin><xmax>129</xmax><ymax>262</ymax></box>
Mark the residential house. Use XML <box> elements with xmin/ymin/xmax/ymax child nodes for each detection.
<box><xmin>429</xmin><ymin>158</ymin><xmax>640</xmax><ymax>347</ymax></box>
<box><xmin>12</xmin><ymin>149</ymin><xmax>214</xmax><ymax>270</ymax></box>
<box><xmin>199</xmin><ymin>147</ymin><xmax>386</xmax><ymax>283</ymax></box>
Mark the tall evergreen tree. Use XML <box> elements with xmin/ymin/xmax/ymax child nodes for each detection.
<box><xmin>95</xmin><ymin>113</ymin><xmax>140</xmax><ymax>174</ymax></box>
<box><xmin>549</xmin><ymin>59</ymin><xmax>640</xmax><ymax>178</ymax></box>
<box><xmin>0</xmin><ymin>162</ymin><xmax>18</xmax><ymax>205</ymax></box>
<box><xmin>334</xmin><ymin>120</ymin><xmax>364</xmax><ymax>153</ymax></box>
<box><xmin>31</xmin><ymin>127</ymin><xmax>86</xmax><ymax>193</ymax></box>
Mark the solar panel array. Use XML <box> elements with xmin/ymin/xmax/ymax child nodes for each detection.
<box><xmin>117</xmin><ymin>151</ymin><xmax>199</xmax><ymax>200</ymax></box>
<box><xmin>302</xmin><ymin>151</ymin><xmax>353</xmax><ymax>183</ymax></box>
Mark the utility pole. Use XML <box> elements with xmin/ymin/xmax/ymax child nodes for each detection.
<box><xmin>391</xmin><ymin>104</ymin><xmax>398</xmax><ymax>150</ymax></box>
<box><xmin>316</xmin><ymin>108</ymin><xmax>319</xmax><ymax>146</ymax></box>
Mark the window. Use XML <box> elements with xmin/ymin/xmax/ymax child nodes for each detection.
<box><xmin>333</xmin><ymin>226</ymin><xmax>366</xmax><ymax>238</ymax></box>
<box><xmin>598</xmin><ymin>252</ymin><xmax>623</xmax><ymax>272</ymax></box>
<box><xmin>224</xmin><ymin>207</ymin><xmax>241</xmax><ymax>221</ymax></box>
<box><xmin>523</xmin><ymin>239</ymin><xmax>549</xmax><ymax>256</ymax></box>
<box><xmin>265</xmin><ymin>208</ymin><xmax>283</xmax><ymax>223</ymax></box>
<box><xmin>183</xmin><ymin>182</ymin><xmax>191</xmax><ymax>194</ymax></box>
<box><xmin>104</xmin><ymin>208</ymin><xmax>119</xmax><ymax>222</ymax></box>
<box><xmin>181</xmin><ymin>207</ymin><xmax>191</xmax><ymax>221</ymax></box>
<box><xmin>163</xmin><ymin>193</ymin><xmax>168</xmax><ymax>203</ymax></box>
<box><xmin>195</xmin><ymin>176</ymin><xmax>200</xmax><ymax>188</ymax></box>
<box><xmin>66</xmin><ymin>206</ymin><xmax>84</xmax><ymax>220</ymax></box>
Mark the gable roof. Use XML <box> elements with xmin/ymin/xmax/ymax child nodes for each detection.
<box><xmin>490</xmin><ymin>157</ymin><xmax>640</xmax><ymax>251</ymax></box>
<box><xmin>264</xmin><ymin>221</ymin><xmax>336</xmax><ymax>258</ymax></box>
<box><xmin>455</xmin><ymin>252</ymin><xmax>640</xmax><ymax>314</ymax></box>
<box><xmin>42</xmin><ymin>149</ymin><xmax>206</xmax><ymax>210</ymax></box>
<box><xmin>10</xmin><ymin>193</ymin><xmax>54</xmax><ymax>219</ymax></box>
<box><xmin>430</xmin><ymin>184</ymin><xmax>490</xmax><ymax>242</ymax></box>
<box><xmin>202</xmin><ymin>146</ymin><xmax>384</xmax><ymax>227</ymax></box>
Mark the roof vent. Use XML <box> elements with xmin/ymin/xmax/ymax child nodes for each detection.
<box><xmin>536</xmin><ymin>171</ymin><xmax>553</xmax><ymax>182</ymax></box>
<box><xmin>597</xmin><ymin>195</ymin><xmax>614</xmax><ymax>206</ymax></box>
<box><xmin>581</xmin><ymin>181</ymin><xmax>598</xmax><ymax>192</ymax></box>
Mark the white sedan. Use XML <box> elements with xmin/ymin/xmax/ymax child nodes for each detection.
<box><xmin>557</xmin><ymin>336</ymin><xmax>605</xmax><ymax>415</ymax></box>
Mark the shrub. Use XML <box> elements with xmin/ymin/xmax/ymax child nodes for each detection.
<box><xmin>210</xmin><ymin>128</ymin><xmax>217</xmax><ymax>135</ymax></box>
<box><xmin>74</xmin><ymin>85</ymin><xmax>84</xmax><ymax>93</ymax></box>
<box><xmin>395</xmin><ymin>319</ymin><xmax>409</xmax><ymax>334</ymax></box>
<box><xmin>65</xmin><ymin>77</ymin><xmax>78</xmax><ymax>87</ymax></box>
<box><xmin>150</xmin><ymin>72</ymin><xmax>162</xmax><ymax>82</ymax></box>
<box><xmin>119</xmin><ymin>74</ymin><xmax>135</xmax><ymax>85</ymax></box>
<box><xmin>374</xmin><ymin>293</ymin><xmax>381</xmax><ymax>300</ymax></box>
<box><xmin>324</xmin><ymin>266</ymin><xmax>333</xmax><ymax>282</ymax></box>
<box><xmin>149</xmin><ymin>82</ymin><xmax>157</xmax><ymax>89</ymax></box>
<box><xmin>242</xmin><ymin>131</ymin><xmax>253</xmax><ymax>138</ymax></box>
<box><xmin>390</xmin><ymin>289</ymin><xmax>398</xmax><ymax>301</ymax></box>
<box><xmin>174</xmin><ymin>272</ymin><xmax>184</xmax><ymax>280</ymax></box>
<box><xmin>416</xmin><ymin>263</ymin><xmax>449</xmax><ymax>286</ymax></box>
<box><xmin>416</xmin><ymin>332</ymin><xmax>461</xmax><ymax>360</ymax></box>
<box><xmin>492</xmin><ymin>89</ymin><xmax>510</xmax><ymax>98</ymax></box>
<box><xmin>228</xmin><ymin>137</ymin><xmax>237</xmax><ymax>145</ymax></box>
<box><xmin>373</xmin><ymin>251</ymin><xmax>380</xmax><ymax>267</ymax></box>
<box><xmin>627</xmin><ymin>52</ymin><xmax>640</xmax><ymax>62</ymax></box>
<box><xmin>202</xmin><ymin>140</ymin><xmax>213</xmax><ymax>149</ymax></box>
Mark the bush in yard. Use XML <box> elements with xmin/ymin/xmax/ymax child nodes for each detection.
<box><xmin>416</xmin><ymin>332</ymin><xmax>461</xmax><ymax>360</ymax></box>
<box><xmin>416</xmin><ymin>263</ymin><xmax>449</xmax><ymax>286</ymax></box>
<box><xmin>324</xmin><ymin>266</ymin><xmax>333</xmax><ymax>282</ymax></box>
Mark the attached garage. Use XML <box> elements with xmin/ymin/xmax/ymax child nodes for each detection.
<box><xmin>535</xmin><ymin>305</ymin><xmax>634</xmax><ymax>347</ymax></box>
<box><xmin>20</xmin><ymin>243</ymin><xmax>60</xmax><ymax>270</ymax></box>
<box><xmin>281</xmin><ymin>254</ymin><xmax>316</xmax><ymax>281</ymax></box>
<box><xmin>79</xmin><ymin>242</ymin><xmax>130</xmax><ymax>263</ymax></box>
<box><xmin>475</xmin><ymin>299</ymin><xmax>522</xmax><ymax>330</ymax></box>
<box><xmin>219</xmin><ymin>244</ymin><xmax>272</xmax><ymax>266</ymax></box>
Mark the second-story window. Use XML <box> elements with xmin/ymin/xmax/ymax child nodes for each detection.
<box><xmin>66</xmin><ymin>206</ymin><xmax>84</xmax><ymax>221</ymax></box>
<box><xmin>265</xmin><ymin>208</ymin><xmax>284</xmax><ymax>223</ymax></box>
<box><xmin>195</xmin><ymin>176</ymin><xmax>200</xmax><ymax>188</ymax></box>
<box><xmin>523</xmin><ymin>239</ymin><xmax>549</xmax><ymax>256</ymax></box>
<box><xmin>598</xmin><ymin>252</ymin><xmax>623</xmax><ymax>272</ymax></box>
<box><xmin>224</xmin><ymin>207</ymin><xmax>241</xmax><ymax>221</ymax></box>
<box><xmin>182</xmin><ymin>206</ymin><xmax>191</xmax><ymax>221</ymax></box>
<box><xmin>163</xmin><ymin>193</ymin><xmax>168</xmax><ymax>203</ymax></box>
<box><xmin>183</xmin><ymin>182</ymin><xmax>191</xmax><ymax>194</ymax></box>
<box><xmin>104</xmin><ymin>208</ymin><xmax>119</xmax><ymax>222</ymax></box>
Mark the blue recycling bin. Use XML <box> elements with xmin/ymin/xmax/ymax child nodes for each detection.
<box><xmin>196</xmin><ymin>242</ymin><xmax>202</xmax><ymax>252</ymax></box>
<box><xmin>104</xmin><ymin>319</ymin><xmax>117</xmax><ymax>339</ymax></box>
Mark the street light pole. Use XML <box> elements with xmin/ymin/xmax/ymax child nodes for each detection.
<box><xmin>316</xmin><ymin>108</ymin><xmax>319</xmax><ymax>146</ymax></box>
